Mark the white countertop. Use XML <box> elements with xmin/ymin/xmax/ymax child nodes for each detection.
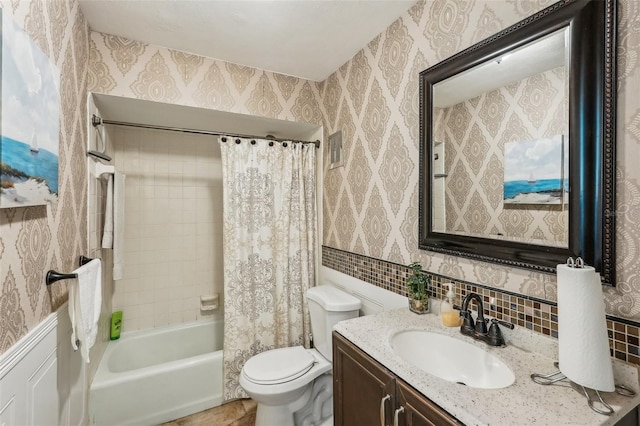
<box><xmin>333</xmin><ymin>307</ymin><xmax>640</xmax><ymax>426</ymax></box>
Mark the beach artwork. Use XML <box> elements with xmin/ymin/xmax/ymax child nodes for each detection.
<box><xmin>0</xmin><ymin>8</ymin><xmax>60</xmax><ymax>208</ymax></box>
<box><xmin>503</xmin><ymin>135</ymin><xmax>567</xmax><ymax>205</ymax></box>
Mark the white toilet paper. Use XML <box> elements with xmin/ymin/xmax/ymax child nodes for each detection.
<box><xmin>557</xmin><ymin>263</ymin><xmax>614</xmax><ymax>391</ymax></box>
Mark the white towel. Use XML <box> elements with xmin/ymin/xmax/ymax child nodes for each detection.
<box><xmin>113</xmin><ymin>171</ymin><xmax>125</xmax><ymax>280</ymax></box>
<box><xmin>101</xmin><ymin>171</ymin><xmax>126</xmax><ymax>280</ymax></box>
<box><xmin>101</xmin><ymin>175</ymin><xmax>114</xmax><ymax>249</ymax></box>
<box><xmin>69</xmin><ymin>259</ymin><xmax>102</xmax><ymax>363</ymax></box>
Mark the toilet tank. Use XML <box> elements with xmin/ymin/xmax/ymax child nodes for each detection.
<box><xmin>306</xmin><ymin>286</ymin><xmax>361</xmax><ymax>361</ymax></box>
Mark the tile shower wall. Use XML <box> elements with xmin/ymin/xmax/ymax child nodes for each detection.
<box><xmin>111</xmin><ymin>126</ymin><xmax>223</xmax><ymax>332</ymax></box>
<box><xmin>322</xmin><ymin>246</ymin><xmax>640</xmax><ymax>367</ymax></box>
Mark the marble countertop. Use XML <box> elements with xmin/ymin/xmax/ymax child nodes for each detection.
<box><xmin>333</xmin><ymin>308</ymin><xmax>640</xmax><ymax>426</ymax></box>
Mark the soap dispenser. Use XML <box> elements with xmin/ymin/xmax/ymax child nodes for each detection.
<box><xmin>441</xmin><ymin>283</ymin><xmax>461</xmax><ymax>327</ymax></box>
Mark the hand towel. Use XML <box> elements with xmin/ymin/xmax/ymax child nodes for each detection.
<box><xmin>101</xmin><ymin>174</ymin><xmax>114</xmax><ymax>249</ymax></box>
<box><xmin>69</xmin><ymin>259</ymin><xmax>102</xmax><ymax>363</ymax></box>
<box><xmin>113</xmin><ymin>171</ymin><xmax>126</xmax><ymax>280</ymax></box>
<box><xmin>101</xmin><ymin>170</ymin><xmax>125</xmax><ymax>280</ymax></box>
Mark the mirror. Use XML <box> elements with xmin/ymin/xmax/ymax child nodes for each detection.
<box><xmin>431</xmin><ymin>28</ymin><xmax>569</xmax><ymax>247</ymax></box>
<box><xmin>419</xmin><ymin>0</ymin><xmax>617</xmax><ymax>285</ymax></box>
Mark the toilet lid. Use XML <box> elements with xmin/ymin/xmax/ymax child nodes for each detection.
<box><xmin>243</xmin><ymin>346</ymin><xmax>316</xmax><ymax>385</ymax></box>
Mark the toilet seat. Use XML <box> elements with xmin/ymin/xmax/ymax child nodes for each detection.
<box><xmin>243</xmin><ymin>346</ymin><xmax>316</xmax><ymax>385</ymax></box>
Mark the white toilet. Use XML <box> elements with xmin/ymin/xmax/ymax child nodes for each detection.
<box><xmin>240</xmin><ymin>285</ymin><xmax>361</xmax><ymax>426</ymax></box>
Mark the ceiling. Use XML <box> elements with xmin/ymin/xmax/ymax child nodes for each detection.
<box><xmin>79</xmin><ymin>0</ymin><xmax>417</xmax><ymax>82</ymax></box>
<box><xmin>434</xmin><ymin>27</ymin><xmax>567</xmax><ymax>108</ymax></box>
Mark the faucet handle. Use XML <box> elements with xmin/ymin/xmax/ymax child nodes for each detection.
<box><xmin>491</xmin><ymin>318</ymin><xmax>515</xmax><ymax>330</ymax></box>
<box><xmin>487</xmin><ymin>319</ymin><xmax>509</xmax><ymax>346</ymax></box>
<box><xmin>460</xmin><ymin>310</ymin><xmax>475</xmax><ymax>335</ymax></box>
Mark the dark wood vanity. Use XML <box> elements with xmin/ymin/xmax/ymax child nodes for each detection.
<box><xmin>332</xmin><ymin>309</ymin><xmax>640</xmax><ymax>425</ymax></box>
<box><xmin>333</xmin><ymin>331</ymin><xmax>460</xmax><ymax>426</ymax></box>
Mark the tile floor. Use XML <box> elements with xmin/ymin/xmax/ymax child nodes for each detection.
<box><xmin>160</xmin><ymin>399</ymin><xmax>257</xmax><ymax>426</ymax></box>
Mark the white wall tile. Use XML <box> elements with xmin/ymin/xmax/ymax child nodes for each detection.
<box><xmin>138</xmin><ymin>316</ymin><xmax>154</xmax><ymax>330</ymax></box>
<box><xmin>112</xmin><ymin>128</ymin><xmax>223</xmax><ymax>331</ymax></box>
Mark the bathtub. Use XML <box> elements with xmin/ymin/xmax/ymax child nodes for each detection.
<box><xmin>90</xmin><ymin>317</ymin><xmax>224</xmax><ymax>425</ymax></box>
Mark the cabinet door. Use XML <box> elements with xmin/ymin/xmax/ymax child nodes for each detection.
<box><xmin>396</xmin><ymin>379</ymin><xmax>460</xmax><ymax>426</ymax></box>
<box><xmin>333</xmin><ymin>331</ymin><xmax>396</xmax><ymax>426</ymax></box>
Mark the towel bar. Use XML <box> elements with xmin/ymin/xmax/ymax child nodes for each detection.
<box><xmin>46</xmin><ymin>256</ymin><xmax>95</xmax><ymax>286</ymax></box>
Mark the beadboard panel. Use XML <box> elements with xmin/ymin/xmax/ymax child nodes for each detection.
<box><xmin>0</xmin><ymin>306</ymin><xmax>87</xmax><ymax>426</ymax></box>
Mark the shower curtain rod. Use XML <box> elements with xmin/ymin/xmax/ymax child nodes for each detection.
<box><xmin>92</xmin><ymin>115</ymin><xmax>320</xmax><ymax>148</ymax></box>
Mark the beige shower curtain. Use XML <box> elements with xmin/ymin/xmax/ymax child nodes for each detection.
<box><xmin>219</xmin><ymin>136</ymin><xmax>316</xmax><ymax>400</ymax></box>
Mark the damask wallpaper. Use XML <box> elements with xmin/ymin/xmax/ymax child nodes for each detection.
<box><xmin>1</xmin><ymin>12</ymin><xmax>325</xmax><ymax>356</ymax></box>
<box><xmin>317</xmin><ymin>0</ymin><xmax>640</xmax><ymax>321</ymax></box>
<box><xmin>87</xmin><ymin>32</ymin><xmax>323</xmax><ymax>128</ymax></box>
<box><xmin>2</xmin><ymin>0</ymin><xmax>640</xmax><ymax>359</ymax></box>
<box><xmin>0</xmin><ymin>0</ymin><xmax>90</xmax><ymax>355</ymax></box>
<box><xmin>438</xmin><ymin>67</ymin><xmax>568</xmax><ymax>244</ymax></box>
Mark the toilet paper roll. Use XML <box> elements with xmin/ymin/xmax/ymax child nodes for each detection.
<box><xmin>557</xmin><ymin>263</ymin><xmax>614</xmax><ymax>391</ymax></box>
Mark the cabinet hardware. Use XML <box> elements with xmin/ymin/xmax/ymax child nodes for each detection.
<box><xmin>380</xmin><ymin>394</ymin><xmax>391</xmax><ymax>426</ymax></box>
<box><xmin>393</xmin><ymin>406</ymin><xmax>405</xmax><ymax>426</ymax></box>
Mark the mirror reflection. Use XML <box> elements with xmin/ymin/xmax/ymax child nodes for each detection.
<box><xmin>431</xmin><ymin>27</ymin><xmax>569</xmax><ymax>248</ymax></box>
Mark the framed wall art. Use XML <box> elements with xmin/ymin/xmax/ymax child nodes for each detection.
<box><xmin>1</xmin><ymin>8</ymin><xmax>60</xmax><ymax>208</ymax></box>
<box><xmin>503</xmin><ymin>135</ymin><xmax>568</xmax><ymax>205</ymax></box>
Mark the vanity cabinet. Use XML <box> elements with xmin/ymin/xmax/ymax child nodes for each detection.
<box><xmin>333</xmin><ymin>331</ymin><xmax>460</xmax><ymax>426</ymax></box>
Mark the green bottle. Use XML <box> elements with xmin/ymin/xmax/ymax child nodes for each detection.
<box><xmin>110</xmin><ymin>311</ymin><xmax>122</xmax><ymax>340</ymax></box>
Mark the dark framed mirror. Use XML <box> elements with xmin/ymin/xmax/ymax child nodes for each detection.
<box><xmin>419</xmin><ymin>0</ymin><xmax>617</xmax><ymax>285</ymax></box>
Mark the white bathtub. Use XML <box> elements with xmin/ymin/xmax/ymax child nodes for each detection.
<box><xmin>90</xmin><ymin>317</ymin><xmax>224</xmax><ymax>425</ymax></box>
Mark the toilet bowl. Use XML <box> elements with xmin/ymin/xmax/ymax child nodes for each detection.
<box><xmin>239</xmin><ymin>285</ymin><xmax>361</xmax><ymax>426</ymax></box>
<box><xmin>240</xmin><ymin>347</ymin><xmax>331</xmax><ymax>425</ymax></box>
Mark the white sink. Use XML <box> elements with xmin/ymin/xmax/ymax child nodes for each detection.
<box><xmin>390</xmin><ymin>330</ymin><xmax>515</xmax><ymax>389</ymax></box>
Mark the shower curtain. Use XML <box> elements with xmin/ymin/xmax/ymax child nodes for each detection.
<box><xmin>219</xmin><ymin>137</ymin><xmax>317</xmax><ymax>400</ymax></box>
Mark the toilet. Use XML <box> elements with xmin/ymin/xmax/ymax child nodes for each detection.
<box><xmin>240</xmin><ymin>285</ymin><xmax>361</xmax><ymax>426</ymax></box>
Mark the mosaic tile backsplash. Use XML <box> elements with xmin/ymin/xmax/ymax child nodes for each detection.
<box><xmin>322</xmin><ymin>246</ymin><xmax>640</xmax><ymax>367</ymax></box>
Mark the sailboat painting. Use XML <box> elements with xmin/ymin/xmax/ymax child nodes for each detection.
<box><xmin>29</xmin><ymin>129</ymin><xmax>40</xmax><ymax>153</ymax></box>
<box><xmin>503</xmin><ymin>135</ymin><xmax>567</xmax><ymax>205</ymax></box>
<box><xmin>0</xmin><ymin>8</ymin><xmax>60</xmax><ymax>208</ymax></box>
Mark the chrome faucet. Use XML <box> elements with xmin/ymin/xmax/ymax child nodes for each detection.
<box><xmin>459</xmin><ymin>292</ymin><xmax>514</xmax><ymax>346</ymax></box>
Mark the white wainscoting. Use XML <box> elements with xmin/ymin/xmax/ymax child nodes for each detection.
<box><xmin>0</xmin><ymin>305</ymin><xmax>88</xmax><ymax>426</ymax></box>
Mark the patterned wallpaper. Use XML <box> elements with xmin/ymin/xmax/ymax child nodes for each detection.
<box><xmin>0</xmin><ymin>0</ymin><xmax>90</xmax><ymax>355</ymax></box>
<box><xmin>1</xmin><ymin>2</ymin><xmax>325</xmax><ymax>356</ymax></box>
<box><xmin>437</xmin><ymin>67</ymin><xmax>568</xmax><ymax>245</ymax></box>
<box><xmin>87</xmin><ymin>32</ymin><xmax>323</xmax><ymax>128</ymax></box>
<box><xmin>2</xmin><ymin>0</ymin><xmax>640</xmax><ymax>359</ymax></box>
<box><xmin>317</xmin><ymin>0</ymin><xmax>640</xmax><ymax>321</ymax></box>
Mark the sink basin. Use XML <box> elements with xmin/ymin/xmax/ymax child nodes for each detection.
<box><xmin>390</xmin><ymin>330</ymin><xmax>515</xmax><ymax>389</ymax></box>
